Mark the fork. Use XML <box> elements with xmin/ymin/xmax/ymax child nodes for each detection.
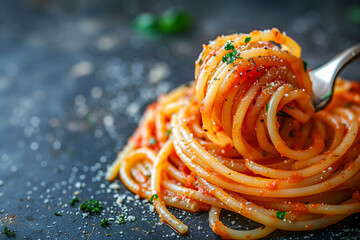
<box><xmin>310</xmin><ymin>43</ymin><xmax>360</xmax><ymax>111</ymax></box>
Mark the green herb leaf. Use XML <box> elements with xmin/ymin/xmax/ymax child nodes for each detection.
<box><xmin>158</xmin><ymin>10</ymin><xmax>193</xmax><ymax>34</ymax></box>
<box><xmin>276</xmin><ymin>211</ymin><xmax>287</xmax><ymax>220</ymax></box>
<box><xmin>106</xmin><ymin>234</ymin><xmax>111</xmax><ymax>237</ymax></box>
<box><xmin>262</xmin><ymin>151</ymin><xmax>267</xmax><ymax>157</ymax></box>
<box><xmin>265</xmin><ymin>103</ymin><xmax>269</xmax><ymax>111</ymax></box>
<box><xmin>224</xmin><ymin>42</ymin><xmax>235</xmax><ymax>51</ymax></box>
<box><xmin>99</xmin><ymin>218</ymin><xmax>110</xmax><ymax>227</ymax></box>
<box><xmin>149</xmin><ymin>138</ymin><xmax>157</xmax><ymax>146</ymax></box>
<box><xmin>287</xmin><ymin>105</ymin><xmax>295</xmax><ymax>110</ymax></box>
<box><xmin>4</xmin><ymin>227</ymin><xmax>16</xmax><ymax>237</ymax></box>
<box><xmin>346</xmin><ymin>102</ymin><xmax>354</xmax><ymax>108</ymax></box>
<box><xmin>303</xmin><ymin>60</ymin><xmax>308</xmax><ymax>72</ymax></box>
<box><xmin>146</xmin><ymin>174</ymin><xmax>151</xmax><ymax>178</ymax></box>
<box><xmin>289</xmin><ymin>132</ymin><xmax>295</xmax><ymax>138</ymax></box>
<box><xmin>245</xmin><ymin>37</ymin><xmax>251</xmax><ymax>43</ymax></box>
<box><xmin>165</xmin><ymin>127</ymin><xmax>172</xmax><ymax>136</ymax></box>
<box><xmin>147</xmin><ymin>230</ymin><xmax>154</xmax><ymax>235</ymax></box>
<box><xmin>347</xmin><ymin>5</ymin><xmax>360</xmax><ymax>25</ymax></box>
<box><xmin>304</xmin><ymin>202</ymin><xmax>309</xmax><ymax>205</ymax></box>
<box><xmin>150</xmin><ymin>194</ymin><xmax>158</xmax><ymax>204</ymax></box>
<box><xmin>222</xmin><ymin>42</ymin><xmax>241</xmax><ymax>64</ymax></box>
<box><xmin>70</xmin><ymin>196</ymin><xmax>79</xmax><ymax>206</ymax></box>
<box><xmin>133</xmin><ymin>13</ymin><xmax>159</xmax><ymax>35</ymax></box>
<box><xmin>79</xmin><ymin>199</ymin><xmax>103</xmax><ymax>214</ymax></box>
<box><xmin>118</xmin><ymin>214</ymin><xmax>126</xmax><ymax>224</ymax></box>
<box><xmin>54</xmin><ymin>211</ymin><xmax>62</xmax><ymax>216</ymax></box>
<box><xmin>334</xmin><ymin>154</ymin><xmax>339</xmax><ymax>157</ymax></box>
<box><xmin>321</xmin><ymin>91</ymin><xmax>332</xmax><ymax>101</ymax></box>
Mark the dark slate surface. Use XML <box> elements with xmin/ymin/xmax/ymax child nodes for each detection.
<box><xmin>0</xmin><ymin>0</ymin><xmax>359</xmax><ymax>239</ymax></box>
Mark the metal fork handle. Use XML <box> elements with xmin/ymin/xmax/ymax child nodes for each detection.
<box><xmin>311</xmin><ymin>43</ymin><xmax>360</xmax><ymax>111</ymax></box>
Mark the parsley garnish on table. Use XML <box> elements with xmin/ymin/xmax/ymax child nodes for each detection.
<box><xmin>54</xmin><ymin>211</ymin><xmax>62</xmax><ymax>216</ymax></box>
<box><xmin>99</xmin><ymin>219</ymin><xmax>110</xmax><ymax>227</ymax></box>
<box><xmin>118</xmin><ymin>214</ymin><xmax>126</xmax><ymax>224</ymax></box>
<box><xmin>70</xmin><ymin>196</ymin><xmax>79</xmax><ymax>206</ymax></box>
<box><xmin>3</xmin><ymin>227</ymin><xmax>16</xmax><ymax>238</ymax></box>
<box><xmin>79</xmin><ymin>199</ymin><xmax>103</xmax><ymax>213</ymax></box>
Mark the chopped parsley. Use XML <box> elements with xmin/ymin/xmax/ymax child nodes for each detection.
<box><xmin>106</xmin><ymin>234</ymin><xmax>111</xmax><ymax>237</ymax></box>
<box><xmin>346</xmin><ymin>102</ymin><xmax>354</xmax><ymax>108</ymax></box>
<box><xmin>289</xmin><ymin>132</ymin><xmax>295</xmax><ymax>138</ymax></box>
<box><xmin>133</xmin><ymin>10</ymin><xmax>193</xmax><ymax>35</ymax></box>
<box><xmin>304</xmin><ymin>202</ymin><xmax>310</xmax><ymax>205</ymax></box>
<box><xmin>262</xmin><ymin>151</ymin><xmax>267</xmax><ymax>157</ymax></box>
<box><xmin>334</xmin><ymin>154</ymin><xmax>339</xmax><ymax>157</ymax></box>
<box><xmin>287</xmin><ymin>105</ymin><xmax>295</xmax><ymax>110</ymax></box>
<box><xmin>54</xmin><ymin>211</ymin><xmax>62</xmax><ymax>216</ymax></box>
<box><xmin>158</xmin><ymin>9</ymin><xmax>193</xmax><ymax>34</ymax></box>
<box><xmin>245</xmin><ymin>36</ymin><xmax>251</xmax><ymax>43</ymax></box>
<box><xmin>149</xmin><ymin>138</ymin><xmax>157</xmax><ymax>146</ymax></box>
<box><xmin>146</xmin><ymin>174</ymin><xmax>151</xmax><ymax>178</ymax></box>
<box><xmin>321</xmin><ymin>91</ymin><xmax>332</xmax><ymax>101</ymax></box>
<box><xmin>3</xmin><ymin>227</ymin><xmax>16</xmax><ymax>238</ymax></box>
<box><xmin>265</xmin><ymin>103</ymin><xmax>269</xmax><ymax>111</ymax></box>
<box><xmin>303</xmin><ymin>60</ymin><xmax>308</xmax><ymax>72</ymax></box>
<box><xmin>222</xmin><ymin>42</ymin><xmax>241</xmax><ymax>64</ymax></box>
<box><xmin>118</xmin><ymin>214</ymin><xmax>126</xmax><ymax>224</ymax></box>
<box><xmin>70</xmin><ymin>196</ymin><xmax>79</xmax><ymax>206</ymax></box>
<box><xmin>79</xmin><ymin>199</ymin><xmax>103</xmax><ymax>214</ymax></box>
<box><xmin>150</xmin><ymin>194</ymin><xmax>158</xmax><ymax>204</ymax></box>
<box><xmin>276</xmin><ymin>211</ymin><xmax>287</xmax><ymax>220</ymax></box>
<box><xmin>347</xmin><ymin>5</ymin><xmax>360</xmax><ymax>25</ymax></box>
<box><xmin>165</xmin><ymin>127</ymin><xmax>172</xmax><ymax>136</ymax></box>
<box><xmin>224</xmin><ymin>42</ymin><xmax>235</xmax><ymax>51</ymax></box>
<box><xmin>99</xmin><ymin>219</ymin><xmax>110</xmax><ymax>227</ymax></box>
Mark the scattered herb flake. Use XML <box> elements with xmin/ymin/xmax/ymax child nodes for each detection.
<box><xmin>303</xmin><ymin>60</ymin><xmax>308</xmax><ymax>72</ymax></box>
<box><xmin>334</xmin><ymin>154</ymin><xmax>339</xmax><ymax>157</ymax></box>
<box><xmin>304</xmin><ymin>202</ymin><xmax>309</xmax><ymax>205</ymax></box>
<box><xmin>70</xmin><ymin>196</ymin><xmax>79</xmax><ymax>206</ymax></box>
<box><xmin>4</xmin><ymin>227</ymin><xmax>16</xmax><ymax>237</ymax></box>
<box><xmin>276</xmin><ymin>211</ymin><xmax>287</xmax><ymax>220</ymax></box>
<box><xmin>54</xmin><ymin>211</ymin><xmax>62</xmax><ymax>216</ymax></box>
<box><xmin>158</xmin><ymin>10</ymin><xmax>193</xmax><ymax>34</ymax></box>
<box><xmin>149</xmin><ymin>138</ymin><xmax>157</xmax><ymax>146</ymax></box>
<box><xmin>289</xmin><ymin>132</ymin><xmax>295</xmax><ymax>138</ymax></box>
<box><xmin>79</xmin><ymin>199</ymin><xmax>103</xmax><ymax>214</ymax></box>
<box><xmin>106</xmin><ymin>234</ymin><xmax>111</xmax><ymax>237</ymax></box>
<box><xmin>165</xmin><ymin>127</ymin><xmax>172</xmax><ymax>136</ymax></box>
<box><xmin>150</xmin><ymin>194</ymin><xmax>158</xmax><ymax>204</ymax></box>
<box><xmin>224</xmin><ymin>42</ymin><xmax>235</xmax><ymax>51</ymax></box>
<box><xmin>287</xmin><ymin>105</ymin><xmax>295</xmax><ymax>110</ymax></box>
<box><xmin>222</xmin><ymin>42</ymin><xmax>240</xmax><ymax>64</ymax></box>
<box><xmin>245</xmin><ymin>36</ymin><xmax>251</xmax><ymax>43</ymax></box>
<box><xmin>99</xmin><ymin>219</ymin><xmax>110</xmax><ymax>227</ymax></box>
<box><xmin>146</xmin><ymin>174</ymin><xmax>151</xmax><ymax>178</ymax></box>
<box><xmin>262</xmin><ymin>151</ymin><xmax>267</xmax><ymax>157</ymax></box>
<box><xmin>118</xmin><ymin>214</ymin><xmax>126</xmax><ymax>224</ymax></box>
<box><xmin>346</xmin><ymin>102</ymin><xmax>354</xmax><ymax>108</ymax></box>
<box><xmin>265</xmin><ymin>103</ymin><xmax>269</xmax><ymax>111</ymax></box>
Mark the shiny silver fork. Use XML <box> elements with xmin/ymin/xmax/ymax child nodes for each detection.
<box><xmin>310</xmin><ymin>43</ymin><xmax>360</xmax><ymax>111</ymax></box>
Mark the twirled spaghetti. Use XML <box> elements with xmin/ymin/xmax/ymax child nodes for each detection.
<box><xmin>107</xmin><ymin>28</ymin><xmax>360</xmax><ymax>239</ymax></box>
